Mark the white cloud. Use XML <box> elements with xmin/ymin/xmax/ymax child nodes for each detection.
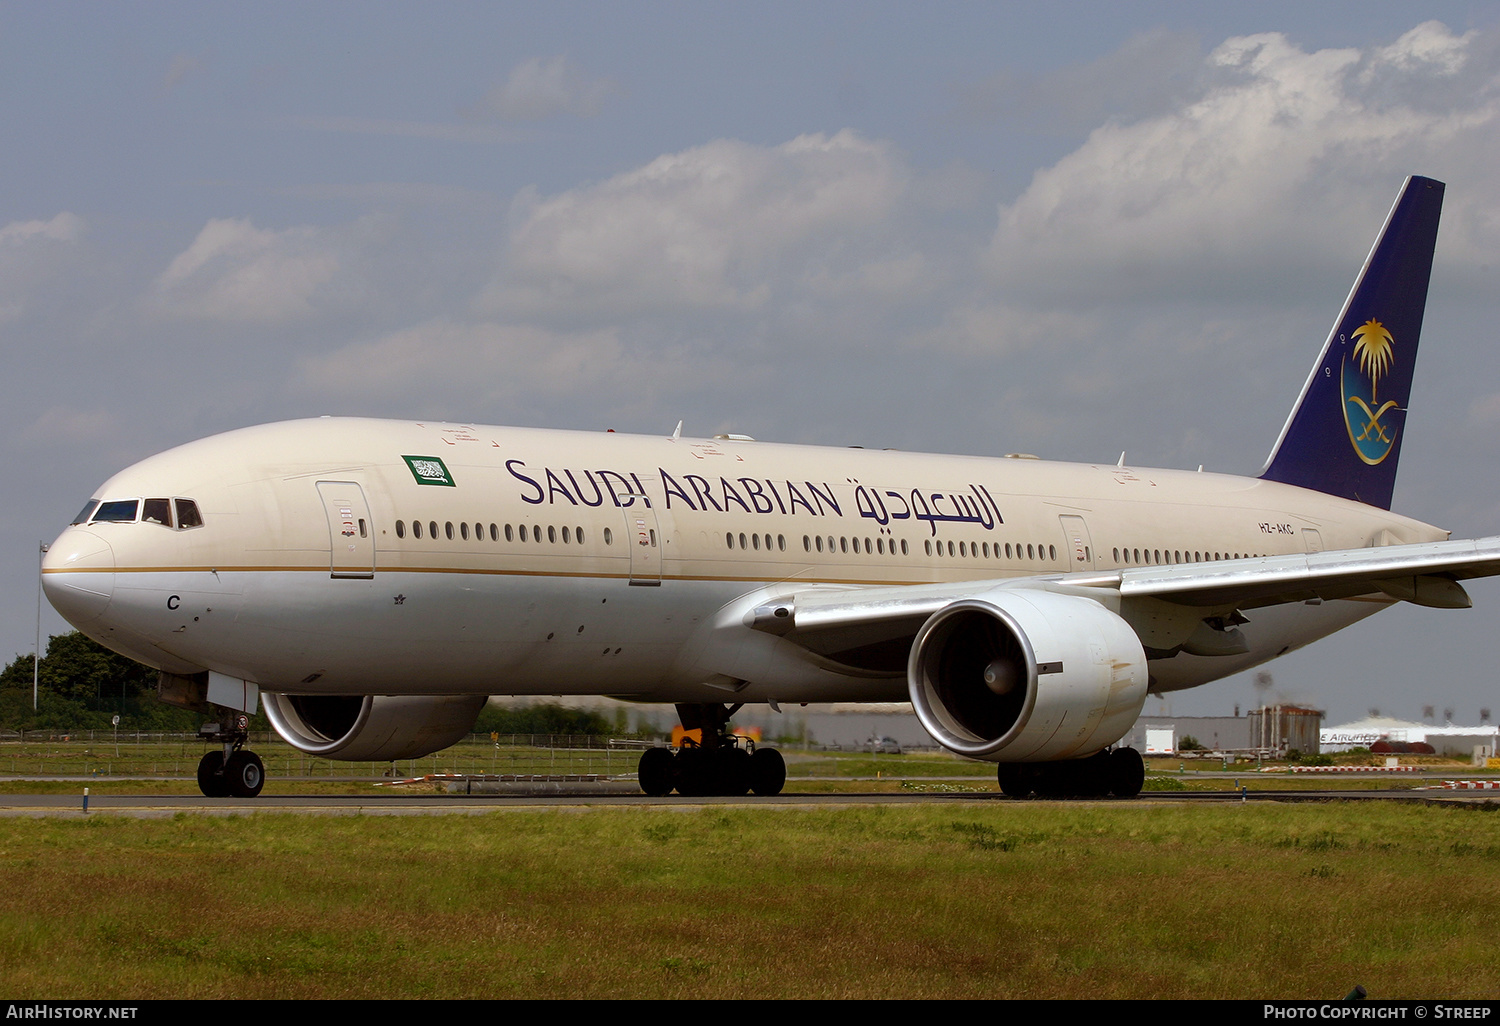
<box><xmin>0</xmin><ymin>213</ymin><xmax>85</xmax><ymax>246</ymax></box>
<box><xmin>985</xmin><ymin>23</ymin><xmax>1500</xmax><ymax>304</ymax></box>
<box><xmin>293</xmin><ymin>318</ymin><xmax>740</xmax><ymax>411</ymax></box>
<box><xmin>480</xmin><ymin>130</ymin><xmax>915</xmax><ymax>320</ymax></box>
<box><xmin>911</xmin><ymin>302</ymin><xmax>1103</xmax><ymax>360</ymax></box>
<box><xmin>298</xmin><ymin>319</ymin><xmax>622</xmax><ymax>397</ymax></box>
<box><xmin>479</xmin><ymin>55</ymin><xmax>619</xmax><ymax>121</ymax></box>
<box><xmin>1367</xmin><ymin>21</ymin><xmax>1475</xmax><ymax>77</ymax></box>
<box><xmin>149</xmin><ymin>218</ymin><xmax>342</xmax><ymax>323</ymax></box>
<box><xmin>0</xmin><ymin>212</ymin><xmax>86</xmax><ymax>324</ymax></box>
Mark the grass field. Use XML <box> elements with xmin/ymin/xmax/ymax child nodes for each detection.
<box><xmin>1</xmin><ymin>800</ymin><xmax>1497</xmax><ymax>999</ymax></box>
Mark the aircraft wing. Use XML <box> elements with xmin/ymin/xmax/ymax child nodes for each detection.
<box><xmin>746</xmin><ymin>535</ymin><xmax>1500</xmax><ymax>658</ymax></box>
<box><xmin>1092</xmin><ymin>535</ymin><xmax>1500</xmax><ymax>609</ymax></box>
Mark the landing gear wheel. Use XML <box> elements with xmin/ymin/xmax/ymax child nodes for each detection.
<box><xmin>1033</xmin><ymin>760</ymin><xmax>1078</xmax><ymax>798</ymax></box>
<box><xmin>724</xmin><ymin>747</ymin><xmax>752</xmax><ymax>796</ymax></box>
<box><xmin>996</xmin><ymin>763</ymin><xmax>1031</xmax><ymax>798</ymax></box>
<box><xmin>749</xmin><ymin>747</ymin><xmax>785</xmax><ymax>796</ymax></box>
<box><xmin>197</xmin><ymin>751</ymin><xmax>229</xmax><ymax>798</ymax></box>
<box><xmin>638</xmin><ymin>747</ymin><xmax>675</xmax><ymax>796</ymax></box>
<box><xmin>1108</xmin><ymin>747</ymin><xmax>1145</xmax><ymax>798</ymax></box>
<box><xmin>225</xmin><ymin>750</ymin><xmax>265</xmax><ymax>798</ymax></box>
<box><xmin>1074</xmin><ymin>751</ymin><xmax>1113</xmax><ymax>798</ymax></box>
<box><xmin>674</xmin><ymin>745</ymin><xmax>710</xmax><ymax>796</ymax></box>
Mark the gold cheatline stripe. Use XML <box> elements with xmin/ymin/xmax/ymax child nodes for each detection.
<box><xmin>46</xmin><ymin>563</ymin><xmax>1399</xmax><ymax>596</ymax></box>
<box><xmin>44</xmin><ymin>564</ymin><xmax>935</xmax><ymax>588</ymax></box>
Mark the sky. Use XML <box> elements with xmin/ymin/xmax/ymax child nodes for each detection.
<box><xmin>3</xmin><ymin>1</ymin><xmax>1499</xmax><ymax>728</ymax></box>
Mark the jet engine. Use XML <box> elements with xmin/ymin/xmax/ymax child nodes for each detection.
<box><xmin>262</xmin><ymin>693</ymin><xmax>487</xmax><ymax>761</ymax></box>
<box><xmin>908</xmin><ymin>588</ymin><xmax>1148</xmax><ymax>762</ymax></box>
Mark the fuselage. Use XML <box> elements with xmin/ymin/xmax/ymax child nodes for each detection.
<box><xmin>42</xmin><ymin>417</ymin><xmax>1446</xmax><ymax>705</ymax></box>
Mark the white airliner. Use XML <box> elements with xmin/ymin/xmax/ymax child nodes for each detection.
<box><xmin>42</xmin><ymin>175</ymin><xmax>1500</xmax><ymax>800</ymax></box>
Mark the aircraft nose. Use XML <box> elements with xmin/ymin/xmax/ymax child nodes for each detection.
<box><xmin>42</xmin><ymin>529</ymin><xmax>116</xmax><ymax>626</ymax></box>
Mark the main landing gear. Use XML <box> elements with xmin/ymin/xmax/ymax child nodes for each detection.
<box><xmin>996</xmin><ymin>747</ymin><xmax>1145</xmax><ymax>799</ymax></box>
<box><xmin>196</xmin><ymin>714</ymin><xmax>266</xmax><ymax>798</ymax></box>
<box><xmin>637</xmin><ymin>703</ymin><xmax>786</xmax><ymax>797</ymax></box>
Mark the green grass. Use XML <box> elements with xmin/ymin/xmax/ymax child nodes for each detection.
<box><xmin>783</xmin><ymin>752</ymin><xmax>994</xmax><ymax>778</ymax></box>
<box><xmin>0</xmin><ymin>802</ymin><xmax>1496</xmax><ymax>999</ymax></box>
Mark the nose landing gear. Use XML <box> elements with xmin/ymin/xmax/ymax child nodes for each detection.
<box><xmin>196</xmin><ymin>715</ymin><xmax>266</xmax><ymax>798</ymax></box>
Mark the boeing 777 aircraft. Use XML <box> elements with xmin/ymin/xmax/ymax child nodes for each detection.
<box><xmin>42</xmin><ymin>175</ymin><xmax>1500</xmax><ymax>800</ymax></box>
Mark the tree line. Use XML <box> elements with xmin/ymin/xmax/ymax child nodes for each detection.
<box><xmin>1</xmin><ymin>631</ymin><xmax>625</xmax><ymax>735</ymax></box>
<box><xmin>0</xmin><ymin>631</ymin><xmax>198</xmax><ymax>730</ymax></box>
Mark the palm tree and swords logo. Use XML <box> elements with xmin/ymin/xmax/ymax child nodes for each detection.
<box><xmin>1342</xmin><ymin>318</ymin><xmax>1399</xmax><ymax>465</ymax></box>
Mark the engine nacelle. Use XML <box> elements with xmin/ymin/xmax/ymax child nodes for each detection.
<box><xmin>908</xmin><ymin>588</ymin><xmax>1148</xmax><ymax>762</ymax></box>
<box><xmin>262</xmin><ymin>693</ymin><xmax>487</xmax><ymax>761</ymax></box>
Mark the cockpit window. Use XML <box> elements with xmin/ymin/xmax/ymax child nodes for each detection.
<box><xmin>175</xmin><ymin>499</ymin><xmax>203</xmax><ymax>529</ymax></box>
<box><xmin>71</xmin><ymin>500</ymin><xmax>100</xmax><ymax>525</ymax></box>
<box><xmin>92</xmin><ymin>499</ymin><xmax>140</xmax><ymax>523</ymax></box>
<box><xmin>142</xmin><ymin>498</ymin><xmax>172</xmax><ymax>527</ymax></box>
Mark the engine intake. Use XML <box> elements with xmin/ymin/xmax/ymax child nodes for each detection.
<box><xmin>908</xmin><ymin>588</ymin><xmax>1147</xmax><ymax>762</ymax></box>
<box><xmin>262</xmin><ymin>693</ymin><xmax>487</xmax><ymax>761</ymax></box>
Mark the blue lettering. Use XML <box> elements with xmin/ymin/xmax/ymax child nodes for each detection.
<box><xmin>628</xmin><ymin>473</ymin><xmax>653</xmax><ymax>508</ymax></box>
<box><xmin>597</xmin><ymin>469</ymin><xmax>636</xmax><ymax>507</ymax></box>
<box><xmin>805</xmin><ymin>482</ymin><xmax>842</xmax><ymax>517</ymax></box>
<box><xmin>978</xmin><ymin>484</ymin><xmax>1004</xmax><ymax>525</ymax></box>
<box><xmin>565</xmin><ymin>469</ymin><xmax>606</xmax><ymax>507</ymax></box>
<box><xmin>764</xmin><ymin>480</ymin><xmax>788</xmax><ymax>514</ymax></box>
<box><xmin>784</xmin><ymin>482</ymin><xmax>817</xmax><ymax>516</ymax></box>
<box><xmin>507</xmin><ymin>460</ymin><xmax>545</xmax><ymax>505</ymax></box>
<box><xmin>659</xmin><ymin>470</ymin><xmax>697</xmax><ymax>510</ymax></box>
<box><xmin>719</xmin><ymin>478</ymin><xmax>753</xmax><ymax>514</ymax></box>
<box><xmin>545</xmin><ymin>468</ymin><xmax>578</xmax><ymax>506</ymax></box>
<box><xmin>739</xmin><ymin>478</ymin><xmax>775</xmax><ymax>514</ymax></box>
<box><xmin>685</xmin><ymin>474</ymin><xmax>723</xmax><ymax>512</ymax></box>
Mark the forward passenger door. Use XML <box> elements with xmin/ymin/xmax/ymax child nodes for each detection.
<box><xmin>316</xmin><ymin>481</ymin><xmax>376</xmax><ymax>579</ymax></box>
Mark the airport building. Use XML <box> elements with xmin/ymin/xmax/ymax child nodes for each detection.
<box><xmin>1319</xmin><ymin>716</ymin><xmax>1498</xmax><ymax>757</ymax></box>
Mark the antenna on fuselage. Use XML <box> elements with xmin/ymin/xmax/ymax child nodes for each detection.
<box><xmin>1116</xmin><ymin>452</ymin><xmax>1126</xmax><ymax>468</ymax></box>
<box><xmin>670</xmin><ymin>420</ymin><xmax>683</xmax><ymax>441</ymax></box>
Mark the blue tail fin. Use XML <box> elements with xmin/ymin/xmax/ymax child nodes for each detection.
<box><xmin>1260</xmin><ymin>175</ymin><xmax>1444</xmax><ymax>510</ymax></box>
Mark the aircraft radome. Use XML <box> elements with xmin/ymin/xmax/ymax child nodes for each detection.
<box><xmin>42</xmin><ymin>175</ymin><xmax>1500</xmax><ymax>800</ymax></box>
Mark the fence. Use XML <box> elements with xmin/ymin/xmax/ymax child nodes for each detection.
<box><xmin>0</xmin><ymin>730</ymin><xmax>654</xmax><ymax>781</ymax></box>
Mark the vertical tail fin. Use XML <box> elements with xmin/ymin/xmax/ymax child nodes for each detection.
<box><xmin>1259</xmin><ymin>175</ymin><xmax>1444</xmax><ymax>509</ymax></box>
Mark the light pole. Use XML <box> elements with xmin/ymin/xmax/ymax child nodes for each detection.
<box><xmin>34</xmin><ymin>543</ymin><xmax>47</xmax><ymax>712</ymax></box>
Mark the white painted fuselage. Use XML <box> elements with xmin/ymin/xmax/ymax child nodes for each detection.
<box><xmin>42</xmin><ymin>416</ymin><xmax>1445</xmax><ymax>706</ymax></box>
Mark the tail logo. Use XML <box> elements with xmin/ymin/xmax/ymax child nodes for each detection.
<box><xmin>1342</xmin><ymin>318</ymin><xmax>1399</xmax><ymax>465</ymax></box>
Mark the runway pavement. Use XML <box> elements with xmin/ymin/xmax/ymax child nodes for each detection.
<box><xmin>0</xmin><ymin>786</ymin><xmax>1486</xmax><ymax>816</ymax></box>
